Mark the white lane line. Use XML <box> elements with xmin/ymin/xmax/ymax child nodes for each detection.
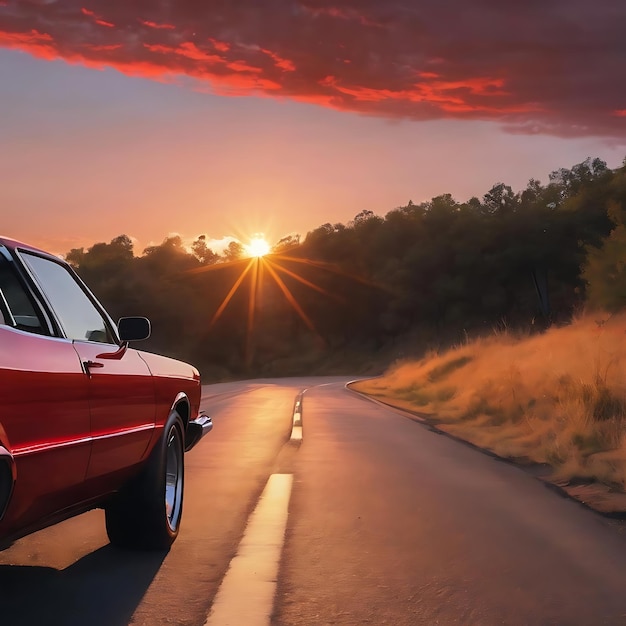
<box><xmin>290</xmin><ymin>425</ymin><xmax>303</xmax><ymax>443</ymax></box>
<box><xmin>293</xmin><ymin>403</ymin><xmax>302</xmax><ymax>427</ymax></box>
<box><xmin>205</xmin><ymin>473</ymin><xmax>294</xmax><ymax>626</ymax></box>
<box><xmin>290</xmin><ymin>390</ymin><xmax>306</xmax><ymax>443</ymax></box>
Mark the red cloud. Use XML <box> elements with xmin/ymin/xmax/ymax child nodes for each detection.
<box><xmin>0</xmin><ymin>28</ymin><xmax>57</xmax><ymax>60</ymax></box>
<box><xmin>81</xmin><ymin>7</ymin><xmax>114</xmax><ymax>28</ymax></box>
<box><xmin>140</xmin><ymin>19</ymin><xmax>175</xmax><ymax>30</ymax></box>
<box><xmin>145</xmin><ymin>41</ymin><xmax>223</xmax><ymax>64</ymax></box>
<box><xmin>262</xmin><ymin>49</ymin><xmax>296</xmax><ymax>72</ymax></box>
<box><xmin>209</xmin><ymin>38</ymin><xmax>230</xmax><ymax>52</ymax></box>
<box><xmin>299</xmin><ymin>4</ymin><xmax>386</xmax><ymax>28</ymax></box>
<box><xmin>0</xmin><ymin>0</ymin><xmax>625</xmax><ymax>138</ymax></box>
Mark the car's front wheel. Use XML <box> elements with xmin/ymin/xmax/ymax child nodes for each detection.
<box><xmin>105</xmin><ymin>411</ymin><xmax>185</xmax><ymax>550</ymax></box>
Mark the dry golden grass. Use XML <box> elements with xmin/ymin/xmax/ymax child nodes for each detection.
<box><xmin>352</xmin><ymin>313</ymin><xmax>626</xmax><ymax>487</ymax></box>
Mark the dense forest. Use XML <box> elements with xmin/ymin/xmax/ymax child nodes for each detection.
<box><xmin>66</xmin><ymin>157</ymin><xmax>626</xmax><ymax>380</ymax></box>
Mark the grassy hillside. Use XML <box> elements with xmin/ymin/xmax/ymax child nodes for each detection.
<box><xmin>352</xmin><ymin>314</ymin><xmax>626</xmax><ymax>489</ymax></box>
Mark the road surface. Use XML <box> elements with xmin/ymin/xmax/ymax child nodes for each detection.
<box><xmin>2</xmin><ymin>377</ymin><xmax>626</xmax><ymax>625</ymax></box>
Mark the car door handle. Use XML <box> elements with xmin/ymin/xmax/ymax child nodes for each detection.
<box><xmin>84</xmin><ymin>360</ymin><xmax>104</xmax><ymax>370</ymax></box>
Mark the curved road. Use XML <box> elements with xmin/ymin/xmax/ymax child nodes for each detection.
<box><xmin>2</xmin><ymin>377</ymin><xmax>626</xmax><ymax>625</ymax></box>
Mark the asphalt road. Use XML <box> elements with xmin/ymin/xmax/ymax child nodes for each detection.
<box><xmin>3</xmin><ymin>377</ymin><xmax>626</xmax><ymax>625</ymax></box>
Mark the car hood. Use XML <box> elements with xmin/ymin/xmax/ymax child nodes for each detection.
<box><xmin>137</xmin><ymin>350</ymin><xmax>200</xmax><ymax>382</ymax></box>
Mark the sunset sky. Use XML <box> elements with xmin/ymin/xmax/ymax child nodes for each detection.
<box><xmin>1</xmin><ymin>1</ymin><xmax>625</xmax><ymax>255</ymax></box>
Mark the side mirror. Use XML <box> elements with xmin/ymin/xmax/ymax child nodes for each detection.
<box><xmin>118</xmin><ymin>317</ymin><xmax>151</xmax><ymax>342</ymax></box>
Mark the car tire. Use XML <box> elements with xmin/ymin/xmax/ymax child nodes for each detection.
<box><xmin>105</xmin><ymin>411</ymin><xmax>185</xmax><ymax>550</ymax></box>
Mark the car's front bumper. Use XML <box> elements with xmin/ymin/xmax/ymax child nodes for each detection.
<box><xmin>185</xmin><ymin>411</ymin><xmax>213</xmax><ymax>452</ymax></box>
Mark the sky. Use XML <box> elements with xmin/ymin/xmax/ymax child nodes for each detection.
<box><xmin>1</xmin><ymin>0</ymin><xmax>625</xmax><ymax>256</ymax></box>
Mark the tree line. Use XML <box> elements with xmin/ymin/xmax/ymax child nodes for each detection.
<box><xmin>66</xmin><ymin>156</ymin><xmax>626</xmax><ymax>379</ymax></box>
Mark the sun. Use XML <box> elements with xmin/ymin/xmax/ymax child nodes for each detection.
<box><xmin>246</xmin><ymin>236</ymin><xmax>271</xmax><ymax>258</ymax></box>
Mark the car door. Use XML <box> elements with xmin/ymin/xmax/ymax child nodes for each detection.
<box><xmin>71</xmin><ymin>341</ymin><xmax>156</xmax><ymax>478</ymax></box>
<box><xmin>19</xmin><ymin>251</ymin><xmax>156</xmax><ymax>481</ymax></box>
<box><xmin>0</xmin><ymin>250</ymin><xmax>91</xmax><ymax>530</ymax></box>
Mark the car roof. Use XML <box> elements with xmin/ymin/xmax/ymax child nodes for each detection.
<box><xmin>0</xmin><ymin>236</ymin><xmax>58</xmax><ymax>257</ymax></box>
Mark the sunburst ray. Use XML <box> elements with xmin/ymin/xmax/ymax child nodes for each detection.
<box><xmin>264</xmin><ymin>257</ymin><xmax>344</xmax><ymax>302</ymax></box>
<box><xmin>209</xmin><ymin>258</ymin><xmax>255</xmax><ymax>327</ymax></box>
<box><xmin>262</xmin><ymin>259</ymin><xmax>317</xmax><ymax>334</ymax></box>
<box><xmin>272</xmin><ymin>254</ymin><xmax>391</xmax><ymax>291</ymax></box>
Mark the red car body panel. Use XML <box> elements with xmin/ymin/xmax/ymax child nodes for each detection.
<box><xmin>74</xmin><ymin>340</ymin><xmax>156</xmax><ymax>479</ymax></box>
<box><xmin>0</xmin><ymin>327</ymin><xmax>92</xmax><ymax>532</ymax></box>
<box><xmin>0</xmin><ymin>236</ymin><xmax>206</xmax><ymax>546</ymax></box>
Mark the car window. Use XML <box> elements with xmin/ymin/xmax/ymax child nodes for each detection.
<box><xmin>20</xmin><ymin>252</ymin><xmax>116</xmax><ymax>344</ymax></box>
<box><xmin>0</xmin><ymin>253</ymin><xmax>49</xmax><ymax>334</ymax></box>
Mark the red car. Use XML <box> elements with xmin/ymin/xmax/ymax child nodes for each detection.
<box><xmin>0</xmin><ymin>236</ymin><xmax>212</xmax><ymax>550</ymax></box>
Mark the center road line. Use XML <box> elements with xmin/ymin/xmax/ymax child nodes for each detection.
<box><xmin>289</xmin><ymin>389</ymin><xmax>306</xmax><ymax>444</ymax></box>
<box><xmin>204</xmin><ymin>473</ymin><xmax>294</xmax><ymax>626</ymax></box>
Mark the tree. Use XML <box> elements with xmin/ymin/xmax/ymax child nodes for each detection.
<box><xmin>483</xmin><ymin>183</ymin><xmax>518</xmax><ymax>214</ymax></box>
<box><xmin>192</xmin><ymin>235</ymin><xmax>219</xmax><ymax>265</ymax></box>
<box><xmin>223</xmin><ymin>240</ymin><xmax>244</xmax><ymax>262</ymax></box>
<box><xmin>65</xmin><ymin>247</ymin><xmax>85</xmax><ymax>268</ymax></box>
<box><xmin>273</xmin><ymin>234</ymin><xmax>300</xmax><ymax>253</ymax></box>
<box><xmin>584</xmin><ymin>204</ymin><xmax>626</xmax><ymax>311</ymax></box>
<box><xmin>583</xmin><ymin>161</ymin><xmax>626</xmax><ymax>312</ymax></box>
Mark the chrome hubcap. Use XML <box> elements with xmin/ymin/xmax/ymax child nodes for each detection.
<box><xmin>165</xmin><ymin>426</ymin><xmax>183</xmax><ymax>531</ymax></box>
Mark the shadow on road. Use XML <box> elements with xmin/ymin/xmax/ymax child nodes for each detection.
<box><xmin>0</xmin><ymin>545</ymin><xmax>166</xmax><ymax>626</ymax></box>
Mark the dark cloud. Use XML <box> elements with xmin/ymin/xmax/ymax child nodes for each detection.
<box><xmin>1</xmin><ymin>0</ymin><xmax>625</xmax><ymax>137</ymax></box>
